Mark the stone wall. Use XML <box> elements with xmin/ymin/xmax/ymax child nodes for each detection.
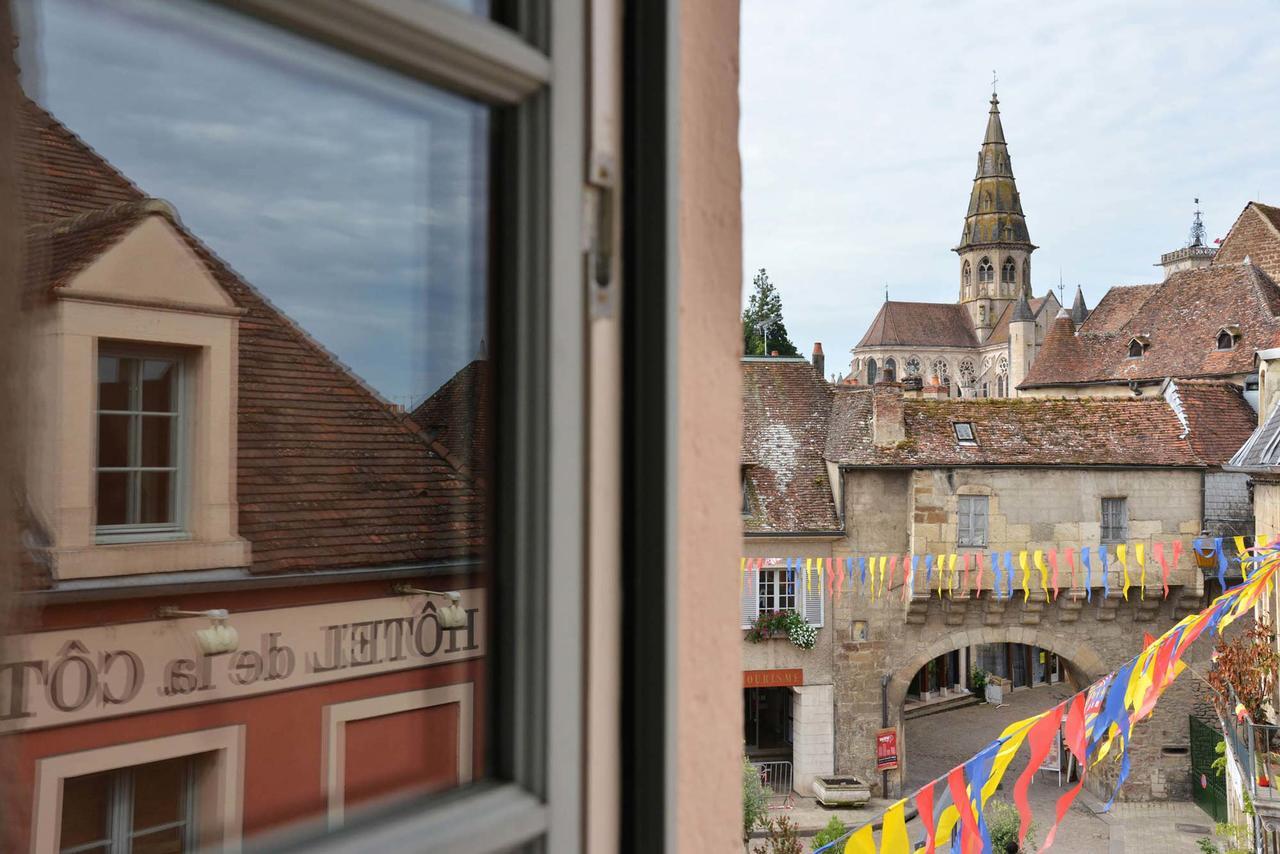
<box><xmin>830</xmin><ymin>464</ymin><xmax>1206</xmax><ymax>801</ymax></box>
<box><xmin>1215</xmin><ymin>206</ymin><xmax>1280</xmax><ymax>282</ymax></box>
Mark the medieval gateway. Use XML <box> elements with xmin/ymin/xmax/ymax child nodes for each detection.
<box><xmin>740</xmin><ymin>90</ymin><xmax>1280</xmax><ymax>804</ymax></box>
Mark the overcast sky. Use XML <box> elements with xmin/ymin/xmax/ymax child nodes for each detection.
<box><xmin>742</xmin><ymin>1</ymin><xmax>1280</xmax><ymax>376</ymax></box>
<box><xmin>29</xmin><ymin>0</ymin><xmax>488</xmax><ymax>408</ymax></box>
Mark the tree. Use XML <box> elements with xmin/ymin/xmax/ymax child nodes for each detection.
<box><xmin>742</xmin><ymin>756</ymin><xmax>769</xmax><ymax>839</ymax></box>
<box><xmin>1206</xmin><ymin>621</ymin><xmax>1280</xmax><ymax>723</ymax></box>
<box><xmin>742</xmin><ymin>268</ymin><xmax>799</xmax><ymax>356</ymax></box>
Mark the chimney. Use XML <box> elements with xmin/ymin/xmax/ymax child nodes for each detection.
<box><xmin>872</xmin><ymin>383</ymin><xmax>906</xmax><ymax>447</ymax></box>
<box><xmin>811</xmin><ymin>342</ymin><xmax>825</xmax><ymax>377</ymax></box>
<box><xmin>770</xmin><ymin>350</ymin><xmax>779</xmax><ymax>357</ymax></box>
<box><xmin>920</xmin><ymin>381</ymin><xmax>947</xmax><ymax>401</ymax></box>
<box><xmin>901</xmin><ymin>375</ymin><xmax>923</xmax><ymax>396</ymax></box>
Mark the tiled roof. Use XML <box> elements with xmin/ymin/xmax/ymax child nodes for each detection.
<box><xmin>856</xmin><ymin>301</ymin><xmax>978</xmax><ymax>348</ymax></box>
<box><xmin>21</xmin><ymin>100</ymin><xmax>485</xmax><ymax>577</ymax></box>
<box><xmin>828</xmin><ymin>388</ymin><xmax>1206</xmax><ymax>468</ymax></box>
<box><xmin>1021</xmin><ymin>264</ymin><xmax>1280</xmax><ymax>388</ymax></box>
<box><xmin>1165</xmin><ymin>380</ymin><xmax>1258</xmax><ymax>465</ymax></box>
<box><xmin>24</xmin><ymin>201</ymin><xmax>168</xmax><ymax>294</ymax></box>
<box><xmin>409</xmin><ymin>359</ymin><xmax>489</xmax><ymax>477</ymax></box>
<box><xmin>741</xmin><ymin>359</ymin><xmax>840</xmax><ymax>533</ymax></box>
<box><xmin>1228</xmin><ymin>400</ymin><xmax>1280</xmax><ymax>472</ymax></box>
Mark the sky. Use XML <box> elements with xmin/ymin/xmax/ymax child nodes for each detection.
<box><xmin>26</xmin><ymin>0</ymin><xmax>489</xmax><ymax>408</ymax></box>
<box><xmin>742</xmin><ymin>0</ymin><xmax>1280</xmax><ymax>378</ymax></box>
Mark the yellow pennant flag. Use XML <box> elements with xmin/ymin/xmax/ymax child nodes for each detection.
<box><xmin>878</xmin><ymin>556</ymin><xmax>888</xmax><ymax>599</ymax></box>
<box><xmin>1033</xmin><ymin>550</ymin><xmax>1049</xmax><ymax>602</ymax></box>
<box><xmin>1116</xmin><ymin>544</ymin><xmax>1130</xmax><ymax>600</ymax></box>
<box><xmin>844</xmin><ymin>822</ymin><xmax>875</xmax><ymax>853</ymax></box>
<box><xmin>1018</xmin><ymin>551</ymin><xmax>1030</xmax><ymax>602</ymax></box>
<box><xmin>879</xmin><ymin>800</ymin><xmax>909</xmax><ymax>853</ymax></box>
<box><xmin>805</xmin><ymin>557</ymin><xmax>814</xmax><ymax>593</ymax></box>
<box><xmin>1136</xmin><ymin>542</ymin><xmax>1146</xmax><ymax>599</ymax></box>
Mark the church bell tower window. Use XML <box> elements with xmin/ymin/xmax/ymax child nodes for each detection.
<box><xmin>1002</xmin><ymin>257</ymin><xmax>1016</xmax><ymax>284</ymax></box>
<box><xmin>978</xmin><ymin>257</ymin><xmax>994</xmax><ymax>285</ymax></box>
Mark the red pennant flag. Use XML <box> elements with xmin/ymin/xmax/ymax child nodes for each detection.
<box><xmin>974</xmin><ymin>552</ymin><xmax>984</xmax><ymax>598</ymax></box>
<box><xmin>1043</xmin><ymin>694</ymin><xmax>1088</xmax><ymax>851</ymax></box>
<box><xmin>948</xmin><ymin>765</ymin><xmax>982</xmax><ymax>854</ymax></box>
<box><xmin>915</xmin><ymin>781</ymin><xmax>937</xmax><ymax>854</ymax></box>
<box><xmin>1047</xmin><ymin>549</ymin><xmax>1060</xmax><ymax>599</ymax></box>
<box><xmin>903</xmin><ymin>553</ymin><xmax>913</xmax><ymax>603</ymax></box>
<box><xmin>1143</xmin><ymin>632</ymin><xmax>1155</xmax><ymax>649</ymax></box>
<box><xmin>962</xmin><ymin>553</ymin><xmax>972</xmax><ymax>594</ymax></box>
<box><xmin>835</xmin><ymin>557</ymin><xmax>845</xmax><ymax>601</ymax></box>
<box><xmin>1171</xmin><ymin>539</ymin><xmax>1184</xmax><ymax>573</ymax></box>
<box><xmin>889</xmin><ymin>555</ymin><xmax>899</xmax><ymax>595</ymax></box>
<box><xmin>1152</xmin><ymin>541</ymin><xmax>1171</xmax><ymax>599</ymax></box>
<box><xmin>1065</xmin><ymin>546</ymin><xmax>1077</xmax><ymax>591</ymax></box>
<box><xmin>1014</xmin><ymin>704</ymin><xmax>1066</xmax><ymax>846</ymax></box>
<box><xmin>826</xmin><ymin>558</ymin><xmax>835</xmax><ymax>600</ymax></box>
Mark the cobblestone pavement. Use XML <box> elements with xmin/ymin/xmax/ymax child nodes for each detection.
<box><xmin>900</xmin><ymin>684</ymin><xmax>1213</xmax><ymax>853</ymax></box>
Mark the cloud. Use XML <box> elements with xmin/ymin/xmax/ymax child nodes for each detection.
<box><xmin>742</xmin><ymin>0</ymin><xmax>1280</xmax><ymax>374</ymax></box>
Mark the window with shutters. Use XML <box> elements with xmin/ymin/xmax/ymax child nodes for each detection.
<box><xmin>957</xmin><ymin>495</ymin><xmax>988</xmax><ymax>547</ymax></box>
<box><xmin>1101</xmin><ymin>497</ymin><xmax>1128</xmax><ymax>543</ymax></box>
<box><xmin>740</xmin><ymin>564</ymin><xmax>824</xmax><ymax>629</ymax></box>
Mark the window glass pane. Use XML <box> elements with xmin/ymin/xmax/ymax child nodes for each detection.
<box><xmin>58</xmin><ymin>771</ymin><xmax>112</xmax><ymax>849</ymax></box>
<box><xmin>97</xmin><ymin>414</ymin><xmax>132</xmax><ymax>468</ymax></box>
<box><xmin>98</xmin><ymin>354</ymin><xmax>132</xmax><ymax>410</ymax></box>
<box><xmin>21</xmin><ymin>0</ymin><xmax>495</xmax><ymax>843</ymax></box>
<box><xmin>141</xmin><ymin>360</ymin><xmax>176</xmax><ymax>412</ymax></box>
<box><xmin>139</xmin><ymin>416</ymin><xmax>173</xmax><ymax>468</ymax></box>
<box><xmin>96</xmin><ymin>471</ymin><xmax>130</xmax><ymax>526</ymax></box>
<box><xmin>131</xmin><ymin>757</ymin><xmax>188</xmax><ymax>831</ymax></box>
<box><xmin>138</xmin><ymin>472</ymin><xmax>173</xmax><ymax>525</ymax></box>
<box><xmin>129</xmin><ymin>825</ymin><xmax>184</xmax><ymax>854</ymax></box>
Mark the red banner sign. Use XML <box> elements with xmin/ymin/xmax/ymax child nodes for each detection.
<box><xmin>743</xmin><ymin>668</ymin><xmax>803</xmax><ymax>688</ymax></box>
<box><xmin>876</xmin><ymin>727</ymin><xmax>899</xmax><ymax>771</ymax></box>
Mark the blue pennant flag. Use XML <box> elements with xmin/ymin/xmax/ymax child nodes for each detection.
<box><xmin>1215</xmin><ymin>537</ymin><xmax>1227</xmax><ymax>590</ymax></box>
<box><xmin>858</xmin><ymin>556</ymin><xmax>868</xmax><ymax>587</ymax></box>
<box><xmin>1003</xmin><ymin>551</ymin><xmax>1014</xmax><ymax>600</ymax></box>
<box><xmin>925</xmin><ymin>554</ymin><xmax>935</xmax><ymax>586</ymax></box>
<box><xmin>1081</xmin><ymin>546</ymin><xmax>1093</xmax><ymax>602</ymax></box>
<box><xmin>1100</xmin><ymin>547</ymin><xmax>1111</xmax><ymax>598</ymax></box>
<box><xmin>989</xmin><ymin>552</ymin><xmax>1001</xmax><ymax>600</ymax></box>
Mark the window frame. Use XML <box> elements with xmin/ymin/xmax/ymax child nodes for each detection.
<box><xmin>953</xmin><ymin>422</ymin><xmax>977</xmax><ymax>445</ymax></box>
<box><xmin>59</xmin><ymin>757</ymin><xmax>198</xmax><ymax>854</ymax></box>
<box><xmin>187</xmin><ymin>2</ymin><xmax>587</xmax><ymax>852</ymax></box>
<box><xmin>93</xmin><ymin>346</ymin><xmax>188</xmax><ymax>542</ymax></box>
<box><xmin>1101</xmin><ymin>497</ymin><xmax>1128</xmax><ymax>544</ymax></box>
<box><xmin>956</xmin><ymin>494</ymin><xmax>988</xmax><ymax>548</ymax></box>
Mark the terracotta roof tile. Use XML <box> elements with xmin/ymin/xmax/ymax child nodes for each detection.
<box><xmin>1021</xmin><ymin>265</ymin><xmax>1280</xmax><ymax>387</ymax></box>
<box><xmin>409</xmin><ymin>359</ymin><xmax>489</xmax><ymax>476</ymax></box>
<box><xmin>856</xmin><ymin>301</ymin><xmax>978</xmax><ymax>348</ymax></box>
<box><xmin>829</xmin><ymin>389</ymin><xmax>1205</xmax><ymax>468</ymax></box>
<box><xmin>741</xmin><ymin>359</ymin><xmax>840</xmax><ymax>533</ymax></box>
<box><xmin>985</xmin><ymin>294</ymin><xmax>1049</xmax><ymax>345</ymax></box>
<box><xmin>1166</xmin><ymin>380</ymin><xmax>1258</xmax><ymax>465</ymax></box>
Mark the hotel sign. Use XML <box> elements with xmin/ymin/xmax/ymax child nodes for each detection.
<box><xmin>0</xmin><ymin>590</ymin><xmax>484</xmax><ymax>734</ymax></box>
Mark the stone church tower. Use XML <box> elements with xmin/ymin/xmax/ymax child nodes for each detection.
<box><xmin>955</xmin><ymin>92</ymin><xmax>1036</xmax><ymax>342</ymax></box>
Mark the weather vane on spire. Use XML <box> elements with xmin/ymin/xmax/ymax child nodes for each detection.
<box><xmin>1188</xmin><ymin>198</ymin><xmax>1207</xmax><ymax>248</ymax></box>
<box><xmin>992</xmin><ymin>69</ymin><xmax>998</xmax><ymax>95</ymax></box>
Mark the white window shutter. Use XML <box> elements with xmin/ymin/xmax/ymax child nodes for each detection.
<box><xmin>803</xmin><ymin>564</ymin><xmax>824</xmax><ymax>627</ymax></box>
<box><xmin>740</xmin><ymin>562</ymin><xmax>760</xmax><ymax>629</ymax></box>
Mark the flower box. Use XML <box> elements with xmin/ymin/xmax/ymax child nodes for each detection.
<box><xmin>813</xmin><ymin>776</ymin><xmax>871</xmax><ymax>808</ymax></box>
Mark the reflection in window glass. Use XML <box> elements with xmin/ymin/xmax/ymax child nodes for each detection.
<box><xmin>15</xmin><ymin>0</ymin><xmax>493</xmax><ymax>848</ymax></box>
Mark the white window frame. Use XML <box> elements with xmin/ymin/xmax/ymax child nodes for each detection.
<box><xmin>957</xmin><ymin>495</ymin><xmax>988</xmax><ymax>548</ymax></box>
<box><xmin>756</xmin><ymin>567</ymin><xmax>797</xmax><ymax>615</ymax></box>
<box><xmin>57</xmin><ymin>756</ymin><xmax>198</xmax><ymax>854</ymax></box>
<box><xmin>94</xmin><ymin>346</ymin><xmax>187</xmax><ymax>542</ymax></box>
<box><xmin>1101</xmin><ymin>497</ymin><xmax>1128</xmax><ymax>544</ymax></box>
<box><xmin>741</xmin><ymin>562</ymin><xmax>824</xmax><ymax>629</ymax></box>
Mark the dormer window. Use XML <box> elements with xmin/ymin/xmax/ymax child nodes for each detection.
<box><xmin>741</xmin><ymin>468</ymin><xmax>751</xmax><ymax>516</ymax></box>
<box><xmin>953</xmin><ymin>422</ymin><xmax>977</xmax><ymax>445</ymax></box>
<box><xmin>1127</xmin><ymin>336</ymin><xmax>1150</xmax><ymax>358</ymax></box>
<box><xmin>1216</xmin><ymin>325</ymin><xmax>1241</xmax><ymax>351</ymax></box>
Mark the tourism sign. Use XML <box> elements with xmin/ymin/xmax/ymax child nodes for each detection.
<box><xmin>876</xmin><ymin>727</ymin><xmax>899</xmax><ymax>771</ymax></box>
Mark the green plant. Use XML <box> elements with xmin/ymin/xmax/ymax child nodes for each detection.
<box><xmin>742</xmin><ymin>756</ymin><xmax>769</xmax><ymax>839</ymax></box>
<box><xmin>985</xmin><ymin>799</ymin><xmax>1035</xmax><ymax>853</ymax></box>
<box><xmin>811</xmin><ymin>815</ymin><xmax>846</xmax><ymax>849</ymax></box>
<box><xmin>1211</xmin><ymin>740</ymin><xmax>1228</xmax><ymax>777</ymax></box>
<box><xmin>1206</xmin><ymin>620</ymin><xmax>1280</xmax><ymax>723</ymax></box>
<box><xmin>750</xmin><ymin>816</ymin><xmax>802</xmax><ymax>854</ymax></box>
<box><xmin>745</xmin><ymin>610</ymin><xmax>816</xmax><ymax>650</ymax></box>
<box><xmin>1195</xmin><ymin>838</ymin><xmax>1217</xmax><ymax>854</ymax></box>
<box><xmin>1211</xmin><ymin>821</ymin><xmax>1251</xmax><ymax>854</ymax></box>
<box><xmin>969</xmin><ymin>666</ymin><xmax>989</xmax><ymax>698</ymax></box>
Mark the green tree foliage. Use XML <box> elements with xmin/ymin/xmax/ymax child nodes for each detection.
<box><xmin>742</xmin><ymin>756</ymin><xmax>769</xmax><ymax>839</ymax></box>
<box><xmin>742</xmin><ymin>268</ymin><xmax>799</xmax><ymax>357</ymax></box>
<box><xmin>811</xmin><ymin>815</ymin><xmax>847</xmax><ymax>849</ymax></box>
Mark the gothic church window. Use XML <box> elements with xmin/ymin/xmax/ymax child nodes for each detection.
<box><xmin>931</xmin><ymin>358</ymin><xmax>950</xmax><ymax>384</ymax></box>
<box><xmin>1022</xmin><ymin>259</ymin><xmax>1030</xmax><ymax>289</ymax></box>
<box><xmin>982</xmin><ymin>191</ymin><xmax>992</xmax><ymax>212</ymax></box>
<box><xmin>883</xmin><ymin>358</ymin><xmax>897</xmax><ymax>382</ymax></box>
<box><xmin>962</xmin><ymin>261</ymin><xmax>971</xmax><ymax>296</ymax></box>
<box><xmin>978</xmin><ymin>257</ymin><xmax>994</xmax><ymax>285</ymax></box>
<box><xmin>1001</xmin><ymin>257</ymin><xmax>1016</xmax><ymax>285</ymax></box>
<box><xmin>867</xmin><ymin>359</ymin><xmax>878</xmax><ymax>384</ymax></box>
<box><xmin>959</xmin><ymin>359</ymin><xmax>976</xmax><ymax>384</ymax></box>
<box><xmin>905</xmin><ymin>356</ymin><xmax>922</xmax><ymax>377</ymax></box>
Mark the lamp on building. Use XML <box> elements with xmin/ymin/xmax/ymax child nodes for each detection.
<box><xmin>391</xmin><ymin>583</ymin><xmax>468</xmax><ymax>629</ymax></box>
<box><xmin>156</xmin><ymin>607</ymin><xmax>239</xmax><ymax>655</ymax></box>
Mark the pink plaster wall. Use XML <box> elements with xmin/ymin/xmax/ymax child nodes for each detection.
<box><xmin>674</xmin><ymin>1</ymin><xmax>743</xmax><ymax>850</ymax></box>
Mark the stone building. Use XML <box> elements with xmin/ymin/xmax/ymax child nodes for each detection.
<box><xmin>741</xmin><ymin>358</ymin><xmax>1256</xmax><ymax>800</ymax></box>
<box><xmin>849</xmin><ymin>92</ymin><xmax>1061</xmax><ymax>398</ymax></box>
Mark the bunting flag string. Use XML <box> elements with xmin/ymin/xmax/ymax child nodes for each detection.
<box><xmin>739</xmin><ymin>537</ymin><xmax>1232</xmax><ymax>605</ymax></box>
<box><xmin>810</xmin><ymin>544</ymin><xmax>1280</xmax><ymax>854</ymax></box>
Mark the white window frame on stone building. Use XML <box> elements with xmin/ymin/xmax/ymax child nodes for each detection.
<box><xmin>1101</xmin><ymin>497</ymin><xmax>1129</xmax><ymax>544</ymax></box>
<box><xmin>957</xmin><ymin>495</ymin><xmax>988</xmax><ymax>547</ymax></box>
<box><xmin>740</xmin><ymin>564</ymin><xmax>824</xmax><ymax>628</ymax></box>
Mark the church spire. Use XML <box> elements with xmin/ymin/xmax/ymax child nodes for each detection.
<box><xmin>984</xmin><ymin>92</ymin><xmax>1006</xmax><ymax>145</ymax></box>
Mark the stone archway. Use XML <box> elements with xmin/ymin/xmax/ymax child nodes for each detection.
<box><xmin>886</xmin><ymin>626</ymin><xmax>1106</xmax><ymax>717</ymax></box>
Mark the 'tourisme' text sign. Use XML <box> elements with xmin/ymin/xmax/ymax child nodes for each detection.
<box><xmin>0</xmin><ymin>590</ymin><xmax>484</xmax><ymax>733</ymax></box>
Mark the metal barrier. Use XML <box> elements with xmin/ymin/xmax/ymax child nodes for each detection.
<box><xmin>752</xmin><ymin>760</ymin><xmax>794</xmax><ymax>804</ymax></box>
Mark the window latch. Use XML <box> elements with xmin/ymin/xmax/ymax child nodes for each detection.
<box><xmin>585</xmin><ymin>152</ymin><xmax>616</xmax><ymax>318</ymax></box>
